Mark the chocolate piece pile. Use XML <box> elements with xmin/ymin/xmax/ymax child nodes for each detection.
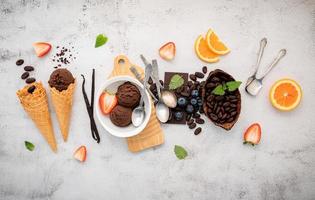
<box><xmin>202</xmin><ymin>69</ymin><xmax>241</xmax><ymax>130</ymax></box>
<box><xmin>52</xmin><ymin>45</ymin><xmax>77</xmax><ymax>68</ymax></box>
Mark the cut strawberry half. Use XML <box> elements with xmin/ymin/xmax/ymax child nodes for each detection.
<box><xmin>73</xmin><ymin>146</ymin><xmax>87</xmax><ymax>162</ymax></box>
<box><xmin>243</xmin><ymin>123</ymin><xmax>262</xmax><ymax>146</ymax></box>
<box><xmin>99</xmin><ymin>91</ymin><xmax>118</xmax><ymax>115</ymax></box>
<box><xmin>33</xmin><ymin>42</ymin><xmax>52</xmax><ymax>57</ymax></box>
<box><xmin>159</xmin><ymin>42</ymin><xmax>176</xmax><ymax>61</ymax></box>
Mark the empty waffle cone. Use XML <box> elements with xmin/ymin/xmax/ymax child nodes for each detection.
<box><xmin>49</xmin><ymin>82</ymin><xmax>75</xmax><ymax>142</ymax></box>
<box><xmin>16</xmin><ymin>82</ymin><xmax>57</xmax><ymax>152</ymax></box>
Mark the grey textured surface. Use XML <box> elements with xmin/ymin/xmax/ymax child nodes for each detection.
<box><xmin>1</xmin><ymin>0</ymin><xmax>315</xmax><ymax>199</ymax></box>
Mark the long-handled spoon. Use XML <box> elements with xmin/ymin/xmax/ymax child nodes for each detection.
<box><xmin>131</xmin><ymin>64</ymin><xmax>152</xmax><ymax>127</ymax></box>
<box><xmin>245</xmin><ymin>48</ymin><xmax>287</xmax><ymax>96</ymax></box>
<box><xmin>246</xmin><ymin>38</ymin><xmax>267</xmax><ymax>87</ymax></box>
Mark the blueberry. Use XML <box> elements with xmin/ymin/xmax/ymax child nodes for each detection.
<box><xmin>174</xmin><ymin>112</ymin><xmax>184</xmax><ymax>121</ymax></box>
<box><xmin>186</xmin><ymin>104</ymin><xmax>194</xmax><ymax>113</ymax></box>
<box><xmin>177</xmin><ymin>97</ymin><xmax>187</xmax><ymax>107</ymax></box>
<box><xmin>190</xmin><ymin>98</ymin><xmax>198</xmax><ymax>106</ymax></box>
<box><xmin>191</xmin><ymin>90</ymin><xmax>199</xmax><ymax>97</ymax></box>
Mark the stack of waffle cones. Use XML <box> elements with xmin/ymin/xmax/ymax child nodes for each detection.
<box><xmin>49</xmin><ymin>82</ymin><xmax>75</xmax><ymax>142</ymax></box>
<box><xmin>16</xmin><ymin>82</ymin><xmax>57</xmax><ymax>152</ymax></box>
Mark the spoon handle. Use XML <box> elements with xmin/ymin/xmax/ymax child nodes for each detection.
<box><xmin>151</xmin><ymin>60</ymin><xmax>162</xmax><ymax>100</ymax></box>
<box><xmin>253</xmin><ymin>38</ymin><xmax>267</xmax><ymax>78</ymax></box>
<box><xmin>259</xmin><ymin>49</ymin><xmax>286</xmax><ymax>80</ymax></box>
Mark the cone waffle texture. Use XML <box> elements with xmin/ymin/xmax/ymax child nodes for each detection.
<box><xmin>50</xmin><ymin>82</ymin><xmax>75</xmax><ymax>142</ymax></box>
<box><xmin>16</xmin><ymin>82</ymin><xmax>57</xmax><ymax>152</ymax></box>
<box><xmin>110</xmin><ymin>55</ymin><xmax>164</xmax><ymax>152</ymax></box>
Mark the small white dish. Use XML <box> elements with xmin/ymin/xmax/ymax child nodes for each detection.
<box><xmin>95</xmin><ymin>76</ymin><xmax>151</xmax><ymax>138</ymax></box>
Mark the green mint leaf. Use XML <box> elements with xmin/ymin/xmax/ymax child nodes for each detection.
<box><xmin>169</xmin><ymin>74</ymin><xmax>184</xmax><ymax>90</ymax></box>
<box><xmin>95</xmin><ymin>34</ymin><xmax>108</xmax><ymax>48</ymax></box>
<box><xmin>174</xmin><ymin>145</ymin><xmax>188</xmax><ymax>160</ymax></box>
<box><xmin>212</xmin><ymin>84</ymin><xmax>225</xmax><ymax>95</ymax></box>
<box><xmin>226</xmin><ymin>81</ymin><xmax>242</xmax><ymax>92</ymax></box>
<box><xmin>25</xmin><ymin>141</ymin><xmax>35</xmax><ymax>151</ymax></box>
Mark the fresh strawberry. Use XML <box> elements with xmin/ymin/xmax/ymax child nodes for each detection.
<box><xmin>73</xmin><ymin>146</ymin><xmax>87</xmax><ymax>162</ymax></box>
<box><xmin>33</xmin><ymin>42</ymin><xmax>52</xmax><ymax>57</ymax></box>
<box><xmin>159</xmin><ymin>42</ymin><xmax>176</xmax><ymax>61</ymax></box>
<box><xmin>99</xmin><ymin>91</ymin><xmax>118</xmax><ymax>115</ymax></box>
<box><xmin>243</xmin><ymin>123</ymin><xmax>261</xmax><ymax>146</ymax></box>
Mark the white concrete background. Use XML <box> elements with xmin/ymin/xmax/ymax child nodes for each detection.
<box><xmin>0</xmin><ymin>0</ymin><xmax>315</xmax><ymax>199</ymax></box>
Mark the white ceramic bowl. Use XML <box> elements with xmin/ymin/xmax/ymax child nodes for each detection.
<box><xmin>95</xmin><ymin>76</ymin><xmax>151</xmax><ymax>138</ymax></box>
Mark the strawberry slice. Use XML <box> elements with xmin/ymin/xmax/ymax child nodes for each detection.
<box><xmin>99</xmin><ymin>91</ymin><xmax>118</xmax><ymax>115</ymax></box>
<box><xmin>243</xmin><ymin>123</ymin><xmax>261</xmax><ymax>146</ymax></box>
<box><xmin>159</xmin><ymin>42</ymin><xmax>176</xmax><ymax>61</ymax></box>
<box><xmin>73</xmin><ymin>146</ymin><xmax>87</xmax><ymax>162</ymax></box>
<box><xmin>33</xmin><ymin>42</ymin><xmax>52</xmax><ymax>57</ymax></box>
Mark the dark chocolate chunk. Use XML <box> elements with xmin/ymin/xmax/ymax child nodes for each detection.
<box><xmin>21</xmin><ymin>72</ymin><xmax>29</xmax><ymax>79</ymax></box>
<box><xmin>16</xmin><ymin>59</ymin><xmax>24</xmax><ymax>66</ymax></box>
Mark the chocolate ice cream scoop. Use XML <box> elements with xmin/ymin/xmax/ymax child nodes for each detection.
<box><xmin>110</xmin><ymin>105</ymin><xmax>132</xmax><ymax>127</ymax></box>
<box><xmin>48</xmin><ymin>68</ymin><xmax>75</xmax><ymax>92</ymax></box>
<box><xmin>116</xmin><ymin>82</ymin><xmax>141</xmax><ymax>108</ymax></box>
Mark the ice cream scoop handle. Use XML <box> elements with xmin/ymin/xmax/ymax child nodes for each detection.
<box><xmin>259</xmin><ymin>49</ymin><xmax>286</xmax><ymax>80</ymax></box>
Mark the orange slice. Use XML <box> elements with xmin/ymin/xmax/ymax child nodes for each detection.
<box><xmin>269</xmin><ymin>79</ymin><xmax>302</xmax><ymax>111</ymax></box>
<box><xmin>195</xmin><ymin>35</ymin><xmax>219</xmax><ymax>63</ymax></box>
<box><xmin>206</xmin><ymin>29</ymin><xmax>230</xmax><ymax>55</ymax></box>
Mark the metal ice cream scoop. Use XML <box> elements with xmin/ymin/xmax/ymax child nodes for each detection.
<box><xmin>245</xmin><ymin>38</ymin><xmax>287</xmax><ymax>96</ymax></box>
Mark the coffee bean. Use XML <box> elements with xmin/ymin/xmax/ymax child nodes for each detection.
<box><xmin>231</xmin><ymin>99</ymin><xmax>238</xmax><ymax>103</ymax></box>
<box><xmin>187</xmin><ymin>119</ymin><xmax>194</xmax><ymax>125</ymax></box>
<box><xmin>229</xmin><ymin>95</ymin><xmax>237</xmax><ymax>99</ymax></box>
<box><xmin>27</xmin><ymin>85</ymin><xmax>36</xmax><ymax>94</ymax></box>
<box><xmin>218</xmin><ymin>112</ymin><xmax>222</xmax><ymax>119</ymax></box>
<box><xmin>210</xmin><ymin>113</ymin><xmax>218</xmax><ymax>121</ymax></box>
<box><xmin>215</xmin><ymin>96</ymin><xmax>224</xmax><ymax>101</ymax></box>
<box><xmin>187</xmin><ymin>81</ymin><xmax>193</xmax><ymax>87</ymax></box>
<box><xmin>227</xmin><ymin>117</ymin><xmax>234</xmax><ymax>122</ymax></box>
<box><xmin>212</xmin><ymin>77</ymin><xmax>220</xmax><ymax>82</ymax></box>
<box><xmin>16</xmin><ymin>59</ymin><xmax>24</xmax><ymax>66</ymax></box>
<box><xmin>206</xmin><ymin>82</ymin><xmax>216</xmax><ymax>88</ymax></box>
<box><xmin>21</xmin><ymin>72</ymin><xmax>29</xmax><ymax>79</ymax></box>
<box><xmin>189</xmin><ymin>74</ymin><xmax>197</xmax><ymax>81</ymax></box>
<box><xmin>222</xmin><ymin>113</ymin><xmax>227</xmax><ymax>119</ymax></box>
<box><xmin>223</xmin><ymin>102</ymin><xmax>230</xmax><ymax>107</ymax></box>
<box><xmin>199</xmin><ymin>107</ymin><xmax>204</xmax><ymax>114</ymax></box>
<box><xmin>26</xmin><ymin>77</ymin><xmax>36</xmax><ymax>84</ymax></box>
<box><xmin>207</xmin><ymin>95</ymin><xmax>214</xmax><ymax>102</ymax></box>
<box><xmin>207</xmin><ymin>108</ymin><xmax>212</xmax><ymax>113</ymax></box>
<box><xmin>225</xmin><ymin>107</ymin><xmax>231</xmax><ymax>112</ymax></box>
<box><xmin>202</xmin><ymin>66</ymin><xmax>207</xmax><ymax>74</ymax></box>
<box><xmin>194</xmin><ymin>127</ymin><xmax>202</xmax><ymax>135</ymax></box>
<box><xmin>24</xmin><ymin>66</ymin><xmax>34</xmax><ymax>71</ymax></box>
<box><xmin>195</xmin><ymin>72</ymin><xmax>204</xmax><ymax>78</ymax></box>
<box><xmin>230</xmin><ymin>104</ymin><xmax>237</xmax><ymax>108</ymax></box>
<box><xmin>159</xmin><ymin>80</ymin><xmax>164</xmax><ymax>86</ymax></box>
<box><xmin>186</xmin><ymin>114</ymin><xmax>192</xmax><ymax>121</ymax></box>
<box><xmin>215</xmin><ymin>106</ymin><xmax>220</xmax><ymax>114</ymax></box>
<box><xmin>189</xmin><ymin>123</ymin><xmax>196</xmax><ymax>129</ymax></box>
<box><xmin>196</xmin><ymin>118</ymin><xmax>205</xmax><ymax>124</ymax></box>
<box><xmin>193</xmin><ymin>113</ymin><xmax>200</xmax><ymax>118</ymax></box>
<box><xmin>231</xmin><ymin>111</ymin><xmax>237</xmax><ymax>116</ymax></box>
<box><xmin>181</xmin><ymin>92</ymin><xmax>190</xmax><ymax>97</ymax></box>
<box><xmin>148</xmin><ymin>77</ymin><xmax>153</xmax><ymax>84</ymax></box>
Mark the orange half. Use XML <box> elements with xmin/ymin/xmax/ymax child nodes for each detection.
<box><xmin>269</xmin><ymin>79</ymin><xmax>302</xmax><ymax>111</ymax></box>
<box><xmin>206</xmin><ymin>29</ymin><xmax>230</xmax><ymax>55</ymax></box>
<box><xmin>195</xmin><ymin>35</ymin><xmax>219</xmax><ymax>63</ymax></box>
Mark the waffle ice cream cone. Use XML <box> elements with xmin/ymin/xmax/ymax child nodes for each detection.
<box><xmin>16</xmin><ymin>82</ymin><xmax>57</xmax><ymax>152</ymax></box>
<box><xmin>49</xmin><ymin>82</ymin><xmax>75</xmax><ymax>142</ymax></box>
